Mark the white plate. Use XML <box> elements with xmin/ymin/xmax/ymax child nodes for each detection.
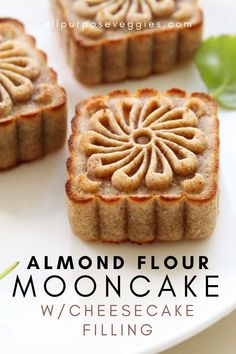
<box><xmin>0</xmin><ymin>0</ymin><xmax>236</xmax><ymax>353</ymax></box>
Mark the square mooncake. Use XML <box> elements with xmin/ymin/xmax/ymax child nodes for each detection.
<box><xmin>52</xmin><ymin>0</ymin><xmax>203</xmax><ymax>85</ymax></box>
<box><xmin>0</xmin><ymin>19</ymin><xmax>67</xmax><ymax>170</ymax></box>
<box><xmin>66</xmin><ymin>89</ymin><xmax>219</xmax><ymax>243</ymax></box>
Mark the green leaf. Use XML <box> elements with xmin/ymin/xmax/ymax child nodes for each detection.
<box><xmin>195</xmin><ymin>35</ymin><xmax>236</xmax><ymax>109</ymax></box>
<box><xmin>0</xmin><ymin>261</ymin><xmax>19</xmax><ymax>280</ymax></box>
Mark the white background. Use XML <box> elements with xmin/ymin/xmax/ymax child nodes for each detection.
<box><xmin>0</xmin><ymin>1</ymin><xmax>236</xmax><ymax>353</ymax></box>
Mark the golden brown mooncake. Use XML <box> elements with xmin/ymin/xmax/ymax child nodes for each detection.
<box><xmin>52</xmin><ymin>0</ymin><xmax>203</xmax><ymax>85</ymax></box>
<box><xmin>66</xmin><ymin>88</ymin><xmax>219</xmax><ymax>243</ymax></box>
<box><xmin>0</xmin><ymin>19</ymin><xmax>67</xmax><ymax>171</ymax></box>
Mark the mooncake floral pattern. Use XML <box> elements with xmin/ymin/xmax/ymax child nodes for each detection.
<box><xmin>79</xmin><ymin>95</ymin><xmax>208</xmax><ymax>192</ymax></box>
<box><xmin>74</xmin><ymin>0</ymin><xmax>193</xmax><ymax>24</ymax></box>
<box><xmin>0</xmin><ymin>40</ymin><xmax>40</xmax><ymax>117</ymax></box>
